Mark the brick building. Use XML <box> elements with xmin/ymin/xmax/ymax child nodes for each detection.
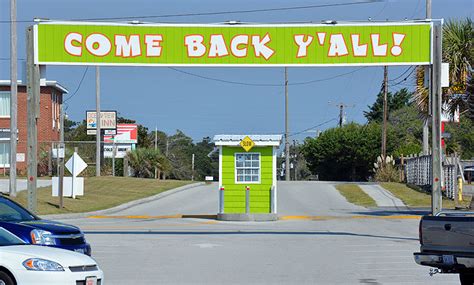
<box><xmin>0</xmin><ymin>80</ymin><xmax>68</xmax><ymax>174</ymax></box>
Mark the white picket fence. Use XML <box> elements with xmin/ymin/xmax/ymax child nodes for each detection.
<box><xmin>404</xmin><ymin>154</ymin><xmax>460</xmax><ymax>200</ymax></box>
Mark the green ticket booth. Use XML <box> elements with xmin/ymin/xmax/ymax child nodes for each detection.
<box><xmin>213</xmin><ymin>135</ymin><xmax>282</xmax><ymax>221</ymax></box>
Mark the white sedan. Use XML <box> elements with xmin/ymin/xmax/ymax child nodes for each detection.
<box><xmin>0</xmin><ymin>227</ymin><xmax>104</xmax><ymax>285</ymax></box>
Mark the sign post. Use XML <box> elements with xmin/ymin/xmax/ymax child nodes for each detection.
<box><xmin>431</xmin><ymin>22</ymin><xmax>443</xmax><ymax>215</ymax></box>
<box><xmin>65</xmin><ymin>151</ymin><xmax>88</xmax><ymax>199</ymax></box>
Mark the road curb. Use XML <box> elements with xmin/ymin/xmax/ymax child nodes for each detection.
<box><xmin>41</xmin><ymin>182</ymin><xmax>206</xmax><ymax>220</ymax></box>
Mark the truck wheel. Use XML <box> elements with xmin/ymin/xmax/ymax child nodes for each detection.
<box><xmin>0</xmin><ymin>271</ymin><xmax>14</xmax><ymax>285</ymax></box>
<box><xmin>460</xmin><ymin>273</ymin><xmax>474</xmax><ymax>285</ymax></box>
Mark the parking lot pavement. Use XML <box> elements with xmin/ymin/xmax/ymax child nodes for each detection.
<box><xmin>61</xmin><ymin>182</ymin><xmax>459</xmax><ymax>284</ymax></box>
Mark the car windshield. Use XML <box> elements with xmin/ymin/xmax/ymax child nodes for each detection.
<box><xmin>0</xmin><ymin>227</ymin><xmax>26</xmax><ymax>246</ymax></box>
<box><xmin>0</xmin><ymin>198</ymin><xmax>36</xmax><ymax>222</ymax></box>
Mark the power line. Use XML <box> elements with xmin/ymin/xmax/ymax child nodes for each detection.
<box><xmin>64</xmin><ymin>67</ymin><xmax>89</xmax><ymax>103</ymax></box>
<box><xmin>169</xmin><ymin>67</ymin><xmax>366</xmax><ymax>87</ymax></box>
<box><xmin>388</xmin><ymin>66</ymin><xmax>414</xmax><ymax>82</ymax></box>
<box><xmin>388</xmin><ymin>67</ymin><xmax>416</xmax><ymax>87</ymax></box>
<box><xmin>0</xmin><ymin>0</ymin><xmax>380</xmax><ymax>23</ymax></box>
<box><xmin>168</xmin><ymin>67</ymin><xmax>280</xmax><ymax>87</ymax></box>
<box><xmin>289</xmin><ymin>118</ymin><xmax>338</xmax><ymax>137</ymax></box>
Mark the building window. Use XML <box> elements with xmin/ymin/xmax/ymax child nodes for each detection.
<box><xmin>0</xmin><ymin>141</ymin><xmax>10</xmax><ymax>168</ymax></box>
<box><xmin>0</xmin><ymin>92</ymin><xmax>10</xmax><ymax>117</ymax></box>
<box><xmin>235</xmin><ymin>153</ymin><xmax>260</xmax><ymax>183</ymax></box>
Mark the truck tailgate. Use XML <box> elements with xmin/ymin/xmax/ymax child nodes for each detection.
<box><xmin>422</xmin><ymin>216</ymin><xmax>474</xmax><ymax>254</ymax></box>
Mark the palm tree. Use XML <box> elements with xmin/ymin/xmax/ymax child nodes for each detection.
<box><xmin>442</xmin><ymin>18</ymin><xmax>473</xmax><ymax>115</ymax></box>
<box><xmin>413</xmin><ymin>18</ymin><xmax>473</xmax><ymax>118</ymax></box>
<box><xmin>126</xmin><ymin>148</ymin><xmax>170</xmax><ymax>178</ymax></box>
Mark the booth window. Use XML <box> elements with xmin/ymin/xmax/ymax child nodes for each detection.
<box><xmin>0</xmin><ymin>92</ymin><xmax>10</xmax><ymax>118</ymax></box>
<box><xmin>235</xmin><ymin>153</ymin><xmax>260</xmax><ymax>183</ymax></box>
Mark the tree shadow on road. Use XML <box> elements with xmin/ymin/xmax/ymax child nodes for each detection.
<box><xmin>351</xmin><ymin>207</ymin><xmax>431</xmax><ymax>216</ymax></box>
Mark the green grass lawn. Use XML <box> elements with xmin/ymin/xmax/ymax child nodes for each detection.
<box><xmin>9</xmin><ymin>177</ymin><xmax>192</xmax><ymax>215</ymax></box>
<box><xmin>335</xmin><ymin>184</ymin><xmax>377</xmax><ymax>208</ymax></box>
<box><xmin>381</xmin><ymin>182</ymin><xmax>471</xmax><ymax>209</ymax></box>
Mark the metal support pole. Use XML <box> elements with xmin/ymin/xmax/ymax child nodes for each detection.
<box><xmin>95</xmin><ymin>66</ymin><xmax>101</xmax><ymax>177</ymax></box>
<box><xmin>219</xmin><ymin>186</ymin><xmax>224</xmax><ymax>214</ymax></box>
<box><xmin>245</xmin><ymin>186</ymin><xmax>250</xmax><ymax>214</ymax></box>
<box><xmin>431</xmin><ymin>23</ymin><xmax>443</xmax><ymax>215</ymax></box>
<box><xmin>112</xmin><ymin>140</ymin><xmax>116</xmax><ymax>177</ymax></box>
<box><xmin>9</xmin><ymin>0</ymin><xmax>18</xmax><ymax>197</ymax></box>
<box><xmin>191</xmin><ymin>153</ymin><xmax>195</xmax><ymax>181</ymax></box>
<box><xmin>58</xmin><ymin>103</ymin><xmax>64</xmax><ymax>208</ymax></box>
<box><xmin>426</xmin><ymin>0</ymin><xmax>432</xmax><ymax>19</ymax></box>
<box><xmin>26</xmin><ymin>27</ymin><xmax>39</xmax><ymax>213</ymax></box>
<box><xmin>123</xmin><ymin>155</ymin><xmax>128</xmax><ymax>177</ymax></box>
<box><xmin>284</xmin><ymin>67</ymin><xmax>290</xmax><ymax>181</ymax></box>
<box><xmin>154</xmin><ymin>126</ymin><xmax>157</xmax><ymax>179</ymax></box>
<box><xmin>270</xmin><ymin>186</ymin><xmax>276</xmax><ymax>214</ymax></box>
<box><xmin>72</xmin><ymin>147</ymin><xmax>78</xmax><ymax>199</ymax></box>
<box><xmin>423</xmin><ymin>0</ymin><xmax>432</xmax><ymax>155</ymax></box>
<box><xmin>382</xmin><ymin>66</ymin><xmax>388</xmax><ymax>159</ymax></box>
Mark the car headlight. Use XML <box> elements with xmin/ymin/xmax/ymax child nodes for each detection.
<box><xmin>23</xmin><ymin>258</ymin><xmax>64</xmax><ymax>271</ymax></box>
<box><xmin>30</xmin><ymin>229</ymin><xmax>56</xmax><ymax>245</ymax></box>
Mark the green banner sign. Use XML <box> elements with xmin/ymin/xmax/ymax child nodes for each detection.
<box><xmin>35</xmin><ymin>22</ymin><xmax>432</xmax><ymax>66</ymax></box>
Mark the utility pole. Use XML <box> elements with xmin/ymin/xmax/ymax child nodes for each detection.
<box><xmin>284</xmin><ymin>67</ymin><xmax>290</xmax><ymax>181</ymax></box>
<box><xmin>423</xmin><ymin>0</ymin><xmax>432</xmax><ymax>155</ymax></box>
<box><xmin>338</xmin><ymin>104</ymin><xmax>344</xmax><ymax>127</ymax></box>
<box><xmin>95</xmin><ymin>66</ymin><xmax>101</xmax><ymax>177</ymax></box>
<box><xmin>163</xmin><ymin>138</ymin><xmax>169</xmax><ymax>180</ymax></box>
<box><xmin>329</xmin><ymin>102</ymin><xmax>353</xmax><ymax>127</ymax></box>
<box><xmin>382</xmin><ymin>66</ymin><xmax>388</xmax><ymax>159</ymax></box>
<box><xmin>154</xmin><ymin>127</ymin><xmax>157</xmax><ymax>179</ymax></box>
<box><xmin>431</xmin><ymin>22</ymin><xmax>443</xmax><ymax>215</ymax></box>
<box><xmin>191</xmin><ymin>153</ymin><xmax>195</xmax><ymax>181</ymax></box>
<box><xmin>9</xmin><ymin>0</ymin><xmax>17</xmax><ymax>197</ymax></box>
<box><xmin>26</xmin><ymin>27</ymin><xmax>39</xmax><ymax>213</ymax></box>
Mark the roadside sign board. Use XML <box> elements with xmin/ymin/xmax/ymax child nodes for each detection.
<box><xmin>35</xmin><ymin>22</ymin><xmax>431</xmax><ymax>66</ymax></box>
<box><xmin>104</xmin><ymin>124</ymin><xmax>137</xmax><ymax>144</ymax></box>
<box><xmin>104</xmin><ymin>144</ymin><xmax>134</xmax><ymax>158</ymax></box>
<box><xmin>240</xmin><ymin>136</ymin><xmax>255</xmax><ymax>152</ymax></box>
<box><xmin>86</xmin><ymin>111</ymin><xmax>117</xmax><ymax>130</ymax></box>
<box><xmin>65</xmin><ymin>153</ymin><xmax>88</xmax><ymax>177</ymax></box>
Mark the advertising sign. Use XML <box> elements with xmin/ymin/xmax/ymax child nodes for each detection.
<box><xmin>104</xmin><ymin>144</ymin><xmax>134</xmax><ymax>158</ymax></box>
<box><xmin>86</xmin><ymin>111</ymin><xmax>117</xmax><ymax>130</ymax></box>
<box><xmin>104</xmin><ymin>124</ymin><xmax>137</xmax><ymax>144</ymax></box>
<box><xmin>35</xmin><ymin>22</ymin><xmax>431</xmax><ymax>66</ymax></box>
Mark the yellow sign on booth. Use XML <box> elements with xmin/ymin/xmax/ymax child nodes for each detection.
<box><xmin>240</xmin><ymin>136</ymin><xmax>255</xmax><ymax>152</ymax></box>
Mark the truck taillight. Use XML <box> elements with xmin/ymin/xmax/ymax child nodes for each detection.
<box><xmin>419</xmin><ymin>219</ymin><xmax>423</xmax><ymax>245</ymax></box>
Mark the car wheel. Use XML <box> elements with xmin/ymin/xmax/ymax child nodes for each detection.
<box><xmin>460</xmin><ymin>273</ymin><xmax>474</xmax><ymax>285</ymax></box>
<box><xmin>0</xmin><ymin>271</ymin><xmax>14</xmax><ymax>285</ymax></box>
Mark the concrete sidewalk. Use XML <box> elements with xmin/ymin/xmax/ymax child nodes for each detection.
<box><xmin>0</xmin><ymin>179</ymin><xmax>52</xmax><ymax>194</ymax></box>
<box><xmin>359</xmin><ymin>184</ymin><xmax>407</xmax><ymax>209</ymax></box>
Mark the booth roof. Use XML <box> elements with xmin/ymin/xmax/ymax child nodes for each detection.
<box><xmin>213</xmin><ymin>135</ymin><xmax>282</xmax><ymax>147</ymax></box>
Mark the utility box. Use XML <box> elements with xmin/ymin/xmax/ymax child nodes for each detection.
<box><xmin>213</xmin><ymin>135</ymin><xmax>282</xmax><ymax>221</ymax></box>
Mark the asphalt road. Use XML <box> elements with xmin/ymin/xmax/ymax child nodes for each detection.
<box><xmin>60</xmin><ymin>182</ymin><xmax>459</xmax><ymax>285</ymax></box>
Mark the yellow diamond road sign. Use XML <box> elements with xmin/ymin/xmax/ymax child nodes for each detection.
<box><xmin>240</xmin><ymin>136</ymin><xmax>255</xmax><ymax>152</ymax></box>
